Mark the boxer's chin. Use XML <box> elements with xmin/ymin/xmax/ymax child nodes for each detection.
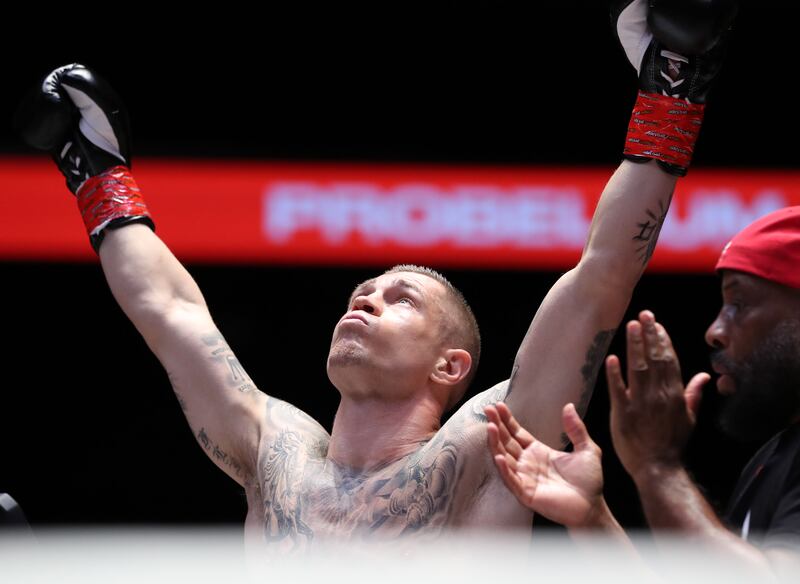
<box><xmin>328</xmin><ymin>339</ymin><xmax>367</xmax><ymax>368</ymax></box>
<box><xmin>327</xmin><ymin>338</ymin><xmax>371</xmax><ymax>388</ymax></box>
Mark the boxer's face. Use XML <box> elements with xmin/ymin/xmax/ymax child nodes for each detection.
<box><xmin>705</xmin><ymin>270</ymin><xmax>800</xmax><ymax>441</ymax></box>
<box><xmin>327</xmin><ymin>271</ymin><xmax>449</xmax><ymax>400</ymax></box>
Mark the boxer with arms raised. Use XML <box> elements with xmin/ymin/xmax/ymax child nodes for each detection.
<box><xmin>15</xmin><ymin>0</ymin><xmax>733</xmax><ymax>553</ymax></box>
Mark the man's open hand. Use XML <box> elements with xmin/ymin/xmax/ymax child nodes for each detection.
<box><xmin>485</xmin><ymin>402</ymin><xmax>605</xmax><ymax>527</ymax></box>
<box><xmin>606</xmin><ymin>310</ymin><xmax>710</xmax><ymax>481</ymax></box>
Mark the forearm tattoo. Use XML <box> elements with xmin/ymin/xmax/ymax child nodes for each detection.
<box><xmin>201</xmin><ymin>330</ymin><xmax>256</xmax><ymax>393</ymax></box>
<box><xmin>633</xmin><ymin>195</ymin><xmax>671</xmax><ymax>266</ymax></box>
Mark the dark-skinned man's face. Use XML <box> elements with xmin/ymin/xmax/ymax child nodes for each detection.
<box><xmin>705</xmin><ymin>271</ymin><xmax>800</xmax><ymax>443</ymax></box>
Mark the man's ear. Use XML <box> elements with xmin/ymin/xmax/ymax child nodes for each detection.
<box><xmin>430</xmin><ymin>349</ymin><xmax>472</xmax><ymax>386</ymax></box>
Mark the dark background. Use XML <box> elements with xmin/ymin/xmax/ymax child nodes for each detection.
<box><xmin>0</xmin><ymin>3</ymin><xmax>793</xmax><ymax>531</ymax></box>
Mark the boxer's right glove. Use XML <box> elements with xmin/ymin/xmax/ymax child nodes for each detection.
<box><xmin>613</xmin><ymin>0</ymin><xmax>738</xmax><ymax>176</ymax></box>
<box><xmin>14</xmin><ymin>64</ymin><xmax>154</xmax><ymax>251</ymax></box>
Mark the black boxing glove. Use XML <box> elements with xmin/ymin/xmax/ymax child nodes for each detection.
<box><xmin>612</xmin><ymin>0</ymin><xmax>738</xmax><ymax>175</ymax></box>
<box><xmin>648</xmin><ymin>0</ymin><xmax>737</xmax><ymax>57</ymax></box>
<box><xmin>14</xmin><ymin>64</ymin><xmax>154</xmax><ymax>251</ymax></box>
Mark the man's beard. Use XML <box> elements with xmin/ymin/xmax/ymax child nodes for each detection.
<box><xmin>711</xmin><ymin>319</ymin><xmax>800</xmax><ymax>444</ymax></box>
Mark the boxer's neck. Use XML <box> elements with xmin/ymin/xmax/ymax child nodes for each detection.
<box><xmin>327</xmin><ymin>396</ymin><xmax>442</xmax><ymax>473</ymax></box>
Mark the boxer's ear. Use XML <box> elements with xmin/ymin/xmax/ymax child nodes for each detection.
<box><xmin>430</xmin><ymin>349</ymin><xmax>471</xmax><ymax>387</ymax></box>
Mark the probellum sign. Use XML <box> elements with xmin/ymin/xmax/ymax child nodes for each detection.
<box><xmin>1</xmin><ymin>157</ymin><xmax>795</xmax><ymax>270</ymax></box>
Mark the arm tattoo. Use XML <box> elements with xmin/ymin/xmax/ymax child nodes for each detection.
<box><xmin>197</xmin><ymin>427</ymin><xmax>249</xmax><ymax>483</ymax></box>
<box><xmin>201</xmin><ymin>330</ymin><xmax>256</xmax><ymax>393</ymax></box>
<box><xmin>633</xmin><ymin>195</ymin><xmax>671</xmax><ymax>266</ymax></box>
<box><xmin>577</xmin><ymin>329</ymin><xmax>615</xmax><ymax>416</ymax></box>
<box><xmin>560</xmin><ymin>328</ymin><xmax>616</xmax><ymax>447</ymax></box>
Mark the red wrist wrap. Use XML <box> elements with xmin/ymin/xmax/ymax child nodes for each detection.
<box><xmin>76</xmin><ymin>166</ymin><xmax>153</xmax><ymax>250</ymax></box>
<box><xmin>624</xmin><ymin>92</ymin><xmax>705</xmax><ymax>171</ymax></box>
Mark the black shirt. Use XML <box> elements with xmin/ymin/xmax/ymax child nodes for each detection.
<box><xmin>725</xmin><ymin>423</ymin><xmax>800</xmax><ymax>549</ymax></box>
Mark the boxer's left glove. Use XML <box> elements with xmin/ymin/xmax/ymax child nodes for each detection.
<box><xmin>613</xmin><ymin>0</ymin><xmax>738</xmax><ymax>176</ymax></box>
<box><xmin>14</xmin><ymin>63</ymin><xmax>154</xmax><ymax>251</ymax></box>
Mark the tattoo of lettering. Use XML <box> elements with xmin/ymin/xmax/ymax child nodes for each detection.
<box><xmin>633</xmin><ymin>196</ymin><xmax>671</xmax><ymax>266</ymax></box>
<box><xmin>560</xmin><ymin>328</ymin><xmax>615</xmax><ymax>447</ymax></box>
<box><xmin>197</xmin><ymin>427</ymin><xmax>248</xmax><ymax>482</ymax></box>
<box><xmin>201</xmin><ymin>330</ymin><xmax>256</xmax><ymax>393</ymax></box>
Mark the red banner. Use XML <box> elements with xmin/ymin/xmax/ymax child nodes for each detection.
<box><xmin>1</xmin><ymin>157</ymin><xmax>797</xmax><ymax>270</ymax></box>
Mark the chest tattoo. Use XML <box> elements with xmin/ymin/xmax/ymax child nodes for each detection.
<box><xmin>261</xmin><ymin>430</ymin><xmax>315</xmax><ymax>543</ymax></box>
<box><xmin>258</xmin><ymin>431</ymin><xmax>464</xmax><ymax>545</ymax></box>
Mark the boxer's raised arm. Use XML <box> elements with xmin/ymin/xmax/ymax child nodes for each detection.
<box><xmin>15</xmin><ymin>64</ymin><xmax>268</xmax><ymax>487</ymax></box>
<box><xmin>503</xmin><ymin>0</ymin><xmax>735</xmax><ymax>448</ymax></box>
<box><xmin>100</xmin><ymin>225</ymin><xmax>266</xmax><ymax>487</ymax></box>
<box><xmin>505</xmin><ymin>160</ymin><xmax>675</xmax><ymax>448</ymax></box>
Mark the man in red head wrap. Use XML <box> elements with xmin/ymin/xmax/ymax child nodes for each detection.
<box><xmin>487</xmin><ymin>206</ymin><xmax>800</xmax><ymax>579</ymax></box>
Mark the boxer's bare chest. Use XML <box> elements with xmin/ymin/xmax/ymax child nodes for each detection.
<box><xmin>246</xmin><ymin>404</ymin><xmax>488</xmax><ymax>550</ymax></box>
